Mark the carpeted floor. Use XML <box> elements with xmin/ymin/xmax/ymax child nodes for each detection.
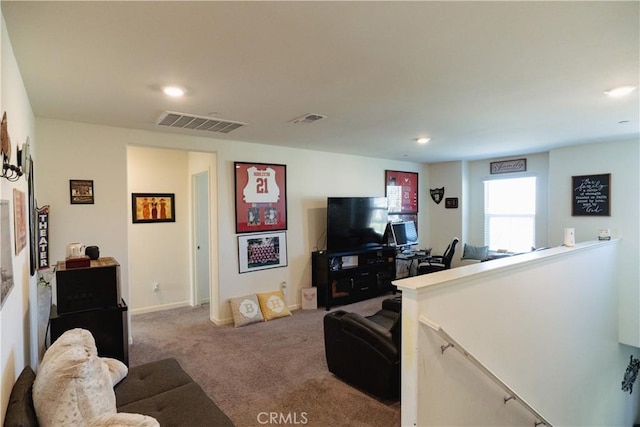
<box><xmin>129</xmin><ymin>294</ymin><xmax>401</xmax><ymax>427</ymax></box>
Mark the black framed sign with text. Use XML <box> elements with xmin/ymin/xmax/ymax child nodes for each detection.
<box><xmin>572</xmin><ymin>173</ymin><xmax>610</xmax><ymax>216</ymax></box>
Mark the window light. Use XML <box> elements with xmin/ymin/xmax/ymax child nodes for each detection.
<box><xmin>604</xmin><ymin>86</ymin><xmax>637</xmax><ymax>98</ymax></box>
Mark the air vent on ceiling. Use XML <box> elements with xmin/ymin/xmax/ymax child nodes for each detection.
<box><xmin>289</xmin><ymin>113</ymin><xmax>327</xmax><ymax>124</ymax></box>
<box><xmin>156</xmin><ymin>111</ymin><xmax>247</xmax><ymax>134</ymax></box>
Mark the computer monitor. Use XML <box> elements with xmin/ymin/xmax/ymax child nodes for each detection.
<box><xmin>391</xmin><ymin>221</ymin><xmax>418</xmax><ymax>250</ymax></box>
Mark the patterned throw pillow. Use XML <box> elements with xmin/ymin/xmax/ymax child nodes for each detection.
<box><xmin>257</xmin><ymin>290</ymin><xmax>292</xmax><ymax>321</ymax></box>
<box><xmin>229</xmin><ymin>294</ymin><xmax>264</xmax><ymax>327</ymax></box>
<box><xmin>32</xmin><ymin>328</ymin><xmax>159</xmax><ymax>427</ymax></box>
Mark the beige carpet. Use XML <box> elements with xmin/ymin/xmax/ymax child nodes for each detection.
<box><xmin>129</xmin><ymin>294</ymin><xmax>401</xmax><ymax>427</ymax></box>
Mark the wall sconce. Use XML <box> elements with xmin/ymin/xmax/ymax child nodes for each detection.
<box><xmin>1</xmin><ymin>159</ymin><xmax>23</xmax><ymax>182</ymax></box>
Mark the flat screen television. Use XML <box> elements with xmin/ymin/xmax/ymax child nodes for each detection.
<box><xmin>326</xmin><ymin>197</ymin><xmax>388</xmax><ymax>252</ymax></box>
<box><xmin>391</xmin><ymin>221</ymin><xmax>418</xmax><ymax>250</ymax></box>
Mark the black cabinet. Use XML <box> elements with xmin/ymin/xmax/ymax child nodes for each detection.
<box><xmin>312</xmin><ymin>247</ymin><xmax>396</xmax><ymax>310</ymax></box>
<box><xmin>50</xmin><ymin>300</ymin><xmax>129</xmax><ymax>365</ymax></box>
<box><xmin>55</xmin><ymin>257</ymin><xmax>121</xmax><ymax>315</ymax></box>
<box><xmin>51</xmin><ymin>257</ymin><xmax>128</xmax><ymax>365</ymax></box>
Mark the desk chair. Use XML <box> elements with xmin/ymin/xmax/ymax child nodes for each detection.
<box><xmin>417</xmin><ymin>238</ymin><xmax>459</xmax><ymax>274</ymax></box>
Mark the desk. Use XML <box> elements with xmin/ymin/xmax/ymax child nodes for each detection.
<box><xmin>396</xmin><ymin>253</ymin><xmax>431</xmax><ymax>278</ymax></box>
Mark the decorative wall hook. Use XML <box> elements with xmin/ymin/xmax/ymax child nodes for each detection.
<box><xmin>621</xmin><ymin>354</ymin><xmax>639</xmax><ymax>394</ymax></box>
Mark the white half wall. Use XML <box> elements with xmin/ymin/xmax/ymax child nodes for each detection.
<box><xmin>397</xmin><ymin>240</ymin><xmax>639</xmax><ymax>426</ymax></box>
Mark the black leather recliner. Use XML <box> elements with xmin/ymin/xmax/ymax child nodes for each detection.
<box><xmin>323</xmin><ymin>297</ymin><xmax>401</xmax><ymax>400</ymax></box>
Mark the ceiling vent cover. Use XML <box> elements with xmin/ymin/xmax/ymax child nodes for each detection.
<box><xmin>156</xmin><ymin>111</ymin><xmax>247</xmax><ymax>134</ymax></box>
<box><xmin>289</xmin><ymin>113</ymin><xmax>327</xmax><ymax>124</ymax></box>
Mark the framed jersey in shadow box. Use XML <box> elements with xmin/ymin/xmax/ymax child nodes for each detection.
<box><xmin>234</xmin><ymin>162</ymin><xmax>287</xmax><ymax>233</ymax></box>
<box><xmin>385</xmin><ymin>170</ymin><xmax>418</xmax><ymax>214</ymax></box>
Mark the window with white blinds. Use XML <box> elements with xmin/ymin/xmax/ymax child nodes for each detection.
<box><xmin>484</xmin><ymin>177</ymin><xmax>536</xmax><ymax>252</ymax></box>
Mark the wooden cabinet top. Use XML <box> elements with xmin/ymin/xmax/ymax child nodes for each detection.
<box><xmin>56</xmin><ymin>257</ymin><xmax>119</xmax><ymax>272</ymax></box>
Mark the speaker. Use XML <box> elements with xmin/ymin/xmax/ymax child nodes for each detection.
<box><xmin>85</xmin><ymin>245</ymin><xmax>100</xmax><ymax>260</ymax></box>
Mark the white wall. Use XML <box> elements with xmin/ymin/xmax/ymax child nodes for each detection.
<box><xmin>127</xmin><ymin>146</ymin><xmax>191</xmax><ymax>312</ymax></box>
<box><xmin>0</xmin><ymin>15</ymin><xmax>36</xmax><ymax>423</ymax></box>
<box><xmin>34</xmin><ymin>118</ymin><xmax>427</xmax><ymax>325</ymax></box>
<box><xmin>467</xmin><ymin>152</ymin><xmax>550</xmax><ymax>249</ymax></box>
<box><xmin>427</xmin><ymin>161</ymin><xmax>463</xmax><ymax>264</ymax></box>
<box><xmin>126</xmin><ymin>147</ymin><xmax>218</xmax><ymax>316</ymax></box>
<box><xmin>549</xmin><ymin>139</ymin><xmax>640</xmax><ymax>347</ymax></box>
<box><xmin>35</xmin><ymin>121</ymin><xmax>129</xmax><ymax>307</ymax></box>
<box><xmin>427</xmin><ymin>153</ymin><xmax>550</xmax><ymax>268</ymax></box>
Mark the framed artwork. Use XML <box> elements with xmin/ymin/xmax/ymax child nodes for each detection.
<box><xmin>69</xmin><ymin>179</ymin><xmax>94</xmax><ymax>204</ymax></box>
<box><xmin>385</xmin><ymin>170</ymin><xmax>418</xmax><ymax>213</ymax></box>
<box><xmin>490</xmin><ymin>158</ymin><xmax>527</xmax><ymax>174</ymax></box>
<box><xmin>12</xmin><ymin>189</ymin><xmax>26</xmax><ymax>255</ymax></box>
<box><xmin>131</xmin><ymin>193</ymin><xmax>176</xmax><ymax>223</ymax></box>
<box><xmin>1</xmin><ymin>200</ymin><xmax>14</xmax><ymax>309</ymax></box>
<box><xmin>238</xmin><ymin>231</ymin><xmax>288</xmax><ymax>273</ymax></box>
<box><xmin>445</xmin><ymin>197</ymin><xmax>459</xmax><ymax>209</ymax></box>
<box><xmin>234</xmin><ymin>162</ymin><xmax>287</xmax><ymax>233</ymax></box>
<box><xmin>572</xmin><ymin>173</ymin><xmax>611</xmax><ymax>216</ymax></box>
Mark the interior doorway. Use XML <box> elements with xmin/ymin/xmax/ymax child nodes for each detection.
<box><xmin>193</xmin><ymin>171</ymin><xmax>211</xmax><ymax>305</ymax></box>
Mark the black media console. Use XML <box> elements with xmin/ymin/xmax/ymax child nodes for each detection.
<box><xmin>311</xmin><ymin>247</ymin><xmax>396</xmax><ymax>310</ymax></box>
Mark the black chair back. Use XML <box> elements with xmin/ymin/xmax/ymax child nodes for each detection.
<box><xmin>441</xmin><ymin>238</ymin><xmax>460</xmax><ymax>268</ymax></box>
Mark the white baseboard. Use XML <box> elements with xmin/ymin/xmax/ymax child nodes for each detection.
<box><xmin>130</xmin><ymin>300</ymin><xmax>191</xmax><ymax>315</ymax></box>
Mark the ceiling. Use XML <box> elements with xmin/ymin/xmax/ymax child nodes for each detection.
<box><xmin>2</xmin><ymin>1</ymin><xmax>638</xmax><ymax>163</ymax></box>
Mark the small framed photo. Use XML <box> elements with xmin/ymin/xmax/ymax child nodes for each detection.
<box><xmin>238</xmin><ymin>231</ymin><xmax>287</xmax><ymax>273</ymax></box>
<box><xmin>131</xmin><ymin>193</ymin><xmax>175</xmax><ymax>223</ymax></box>
<box><xmin>445</xmin><ymin>197</ymin><xmax>459</xmax><ymax>209</ymax></box>
<box><xmin>70</xmin><ymin>180</ymin><xmax>94</xmax><ymax>204</ymax></box>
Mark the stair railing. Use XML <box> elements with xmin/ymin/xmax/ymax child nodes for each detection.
<box><xmin>420</xmin><ymin>315</ymin><xmax>553</xmax><ymax>427</ymax></box>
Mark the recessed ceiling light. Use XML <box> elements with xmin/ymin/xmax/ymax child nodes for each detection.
<box><xmin>163</xmin><ymin>86</ymin><xmax>185</xmax><ymax>97</ymax></box>
<box><xmin>604</xmin><ymin>86</ymin><xmax>637</xmax><ymax>97</ymax></box>
<box><xmin>416</xmin><ymin>137</ymin><xmax>430</xmax><ymax>144</ymax></box>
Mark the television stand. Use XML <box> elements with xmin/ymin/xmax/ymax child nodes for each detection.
<box><xmin>311</xmin><ymin>247</ymin><xmax>396</xmax><ymax>310</ymax></box>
